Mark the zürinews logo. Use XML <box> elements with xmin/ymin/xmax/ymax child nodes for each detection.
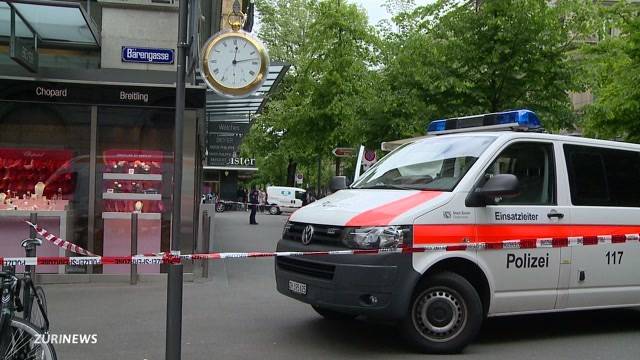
<box><xmin>121</xmin><ymin>47</ymin><xmax>175</xmax><ymax>64</ymax></box>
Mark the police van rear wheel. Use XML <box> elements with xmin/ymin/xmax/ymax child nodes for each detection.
<box><xmin>269</xmin><ymin>206</ymin><xmax>280</xmax><ymax>215</ymax></box>
<box><xmin>402</xmin><ymin>272</ymin><xmax>482</xmax><ymax>354</ymax></box>
<box><xmin>312</xmin><ymin>305</ymin><xmax>357</xmax><ymax>321</ymax></box>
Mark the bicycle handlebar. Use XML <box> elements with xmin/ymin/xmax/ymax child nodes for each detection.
<box><xmin>0</xmin><ymin>271</ymin><xmax>16</xmax><ymax>279</ymax></box>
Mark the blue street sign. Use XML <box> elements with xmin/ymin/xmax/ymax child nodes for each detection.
<box><xmin>121</xmin><ymin>47</ymin><xmax>175</xmax><ymax>64</ymax></box>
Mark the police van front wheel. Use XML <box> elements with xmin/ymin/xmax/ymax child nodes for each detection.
<box><xmin>401</xmin><ymin>272</ymin><xmax>483</xmax><ymax>354</ymax></box>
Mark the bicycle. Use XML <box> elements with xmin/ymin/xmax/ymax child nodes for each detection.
<box><xmin>19</xmin><ymin>238</ymin><xmax>49</xmax><ymax>334</ymax></box>
<box><xmin>0</xmin><ymin>238</ymin><xmax>56</xmax><ymax>360</ymax></box>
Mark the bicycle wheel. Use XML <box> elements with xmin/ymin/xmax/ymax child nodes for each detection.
<box><xmin>28</xmin><ymin>286</ymin><xmax>48</xmax><ymax>333</ymax></box>
<box><xmin>1</xmin><ymin>317</ymin><xmax>56</xmax><ymax>360</ymax></box>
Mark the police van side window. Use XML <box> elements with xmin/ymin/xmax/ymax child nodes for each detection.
<box><xmin>564</xmin><ymin>144</ymin><xmax>640</xmax><ymax>207</ymax></box>
<box><xmin>483</xmin><ymin>142</ymin><xmax>556</xmax><ymax>205</ymax></box>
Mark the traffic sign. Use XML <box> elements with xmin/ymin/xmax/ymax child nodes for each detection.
<box><xmin>295</xmin><ymin>172</ymin><xmax>303</xmax><ymax>185</ymax></box>
<box><xmin>332</xmin><ymin>147</ymin><xmax>356</xmax><ymax>157</ymax></box>
<box><xmin>362</xmin><ymin>149</ymin><xmax>377</xmax><ymax>172</ymax></box>
<box><xmin>364</xmin><ymin>149</ymin><xmax>377</xmax><ymax>163</ymax></box>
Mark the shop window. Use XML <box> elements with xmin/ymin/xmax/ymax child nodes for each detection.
<box><xmin>0</xmin><ymin>103</ymin><xmax>91</xmax><ymax>273</ymax></box>
<box><xmin>95</xmin><ymin>107</ymin><xmax>174</xmax><ymax>273</ymax></box>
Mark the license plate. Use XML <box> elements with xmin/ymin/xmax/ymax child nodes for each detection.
<box><xmin>288</xmin><ymin>280</ymin><xmax>307</xmax><ymax>295</ymax></box>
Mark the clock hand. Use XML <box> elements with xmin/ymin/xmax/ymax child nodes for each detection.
<box><xmin>234</xmin><ymin>58</ymin><xmax>259</xmax><ymax>63</ymax></box>
<box><xmin>232</xmin><ymin>46</ymin><xmax>239</xmax><ymax>65</ymax></box>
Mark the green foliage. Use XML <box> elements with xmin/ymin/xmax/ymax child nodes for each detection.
<box><xmin>381</xmin><ymin>0</ymin><xmax>593</xmax><ymax>133</ymax></box>
<box><xmin>244</xmin><ymin>0</ymin><xmax>632</xmax><ymax>187</ymax></box>
<box><xmin>243</xmin><ymin>0</ymin><xmax>379</xmax><ymax>187</ymax></box>
<box><xmin>580</xmin><ymin>3</ymin><xmax>640</xmax><ymax>141</ymax></box>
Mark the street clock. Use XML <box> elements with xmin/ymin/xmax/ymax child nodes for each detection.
<box><xmin>201</xmin><ymin>3</ymin><xmax>270</xmax><ymax>98</ymax></box>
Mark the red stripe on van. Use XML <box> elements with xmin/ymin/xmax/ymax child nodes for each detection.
<box><xmin>345</xmin><ymin>191</ymin><xmax>442</xmax><ymax>227</ymax></box>
<box><xmin>414</xmin><ymin>224</ymin><xmax>640</xmax><ymax>245</ymax></box>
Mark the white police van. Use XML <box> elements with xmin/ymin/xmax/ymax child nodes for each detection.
<box><xmin>275</xmin><ymin>110</ymin><xmax>640</xmax><ymax>353</ymax></box>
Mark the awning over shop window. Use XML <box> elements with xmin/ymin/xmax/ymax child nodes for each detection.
<box><xmin>200</xmin><ymin>61</ymin><xmax>289</xmax><ymax>171</ymax></box>
<box><xmin>200</xmin><ymin>62</ymin><xmax>290</xmax><ymax>122</ymax></box>
<box><xmin>0</xmin><ymin>0</ymin><xmax>100</xmax><ymax>47</ymax></box>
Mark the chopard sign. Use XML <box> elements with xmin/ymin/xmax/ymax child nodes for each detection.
<box><xmin>36</xmin><ymin>87</ymin><xmax>68</xmax><ymax>98</ymax></box>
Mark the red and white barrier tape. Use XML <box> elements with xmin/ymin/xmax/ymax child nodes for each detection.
<box><xmin>26</xmin><ymin>222</ymin><xmax>97</xmax><ymax>257</ymax></box>
<box><xmin>1</xmin><ymin>224</ymin><xmax>638</xmax><ymax>267</ymax></box>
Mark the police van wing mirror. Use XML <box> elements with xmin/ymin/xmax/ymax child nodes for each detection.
<box><xmin>330</xmin><ymin>176</ymin><xmax>348</xmax><ymax>192</ymax></box>
<box><xmin>466</xmin><ymin>174</ymin><xmax>519</xmax><ymax>207</ymax></box>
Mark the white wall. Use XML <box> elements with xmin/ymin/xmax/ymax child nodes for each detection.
<box><xmin>100</xmin><ymin>5</ymin><xmax>179</xmax><ymax>71</ymax></box>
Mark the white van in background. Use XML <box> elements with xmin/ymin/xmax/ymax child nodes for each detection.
<box><xmin>267</xmin><ymin>186</ymin><xmax>306</xmax><ymax>215</ymax></box>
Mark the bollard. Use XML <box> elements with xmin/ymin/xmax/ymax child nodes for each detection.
<box><xmin>202</xmin><ymin>211</ymin><xmax>210</xmax><ymax>278</ymax></box>
<box><xmin>27</xmin><ymin>213</ymin><xmax>37</xmax><ymax>279</ymax></box>
<box><xmin>130</xmin><ymin>212</ymin><xmax>138</xmax><ymax>285</ymax></box>
<box><xmin>21</xmin><ymin>212</ymin><xmax>38</xmax><ymax>319</ymax></box>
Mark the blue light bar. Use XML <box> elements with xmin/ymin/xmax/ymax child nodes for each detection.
<box><xmin>427</xmin><ymin>119</ymin><xmax>446</xmax><ymax>133</ymax></box>
<box><xmin>426</xmin><ymin>110</ymin><xmax>542</xmax><ymax>135</ymax></box>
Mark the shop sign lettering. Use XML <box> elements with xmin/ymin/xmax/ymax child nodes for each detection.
<box><xmin>228</xmin><ymin>157</ymin><xmax>256</xmax><ymax>166</ymax></box>
<box><xmin>36</xmin><ymin>87</ymin><xmax>68</xmax><ymax>98</ymax></box>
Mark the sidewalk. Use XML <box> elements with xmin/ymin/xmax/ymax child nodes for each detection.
<box><xmin>43</xmin><ymin>211</ymin><xmax>314</xmax><ymax>360</ymax></box>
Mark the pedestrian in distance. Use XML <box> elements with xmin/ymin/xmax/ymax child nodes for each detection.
<box><xmin>249</xmin><ymin>186</ymin><xmax>259</xmax><ymax>225</ymax></box>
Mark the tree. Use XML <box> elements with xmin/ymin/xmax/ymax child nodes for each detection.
<box><xmin>580</xmin><ymin>4</ymin><xmax>640</xmax><ymax>141</ymax></box>
<box><xmin>242</xmin><ymin>0</ymin><xmax>317</xmax><ymax>186</ymax></box>
<box><xmin>380</xmin><ymin>0</ymin><xmax>593</xmax><ymax>133</ymax></box>
<box><xmin>244</xmin><ymin>0</ymin><xmax>380</xmax><ymax>190</ymax></box>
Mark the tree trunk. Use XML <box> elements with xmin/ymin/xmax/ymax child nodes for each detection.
<box><xmin>335</xmin><ymin>157</ymin><xmax>341</xmax><ymax>176</ymax></box>
<box><xmin>286</xmin><ymin>159</ymin><xmax>297</xmax><ymax>187</ymax></box>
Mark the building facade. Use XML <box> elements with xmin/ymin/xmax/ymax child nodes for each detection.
<box><xmin>0</xmin><ymin>0</ymin><xmax>214</xmax><ymax>275</ymax></box>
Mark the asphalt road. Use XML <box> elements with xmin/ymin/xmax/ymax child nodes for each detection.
<box><xmin>46</xmin><ymin>210</ymin><xmax>640</xmax><ymax>359</ymax></box>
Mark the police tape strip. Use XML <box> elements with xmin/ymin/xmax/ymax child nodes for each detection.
<box><xmin>2</xmin><ymin>224</ymin><xmax>639</xmax><ymax>267</ymax></box>
<box><xmin>26</xmin><ymin>222</ymin><xmax>97</xmax><ymax>257</ymax></box>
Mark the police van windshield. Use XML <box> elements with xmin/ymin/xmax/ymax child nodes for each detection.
<box><xmin>352</xmin><ymin>136</ymin><xmax>496</xmax><ymax>191</ymax></box>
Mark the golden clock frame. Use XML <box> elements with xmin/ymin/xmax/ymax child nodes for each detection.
<box><xmin>201</xmin><ymin>31</ymin><xmax>270</xmax><ymax>98</ymax></box>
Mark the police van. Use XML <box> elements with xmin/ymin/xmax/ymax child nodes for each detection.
<box><xmin>274</xmin><ymin>110</ymin><xmax>640</xmax><ymax>353</ymax></box>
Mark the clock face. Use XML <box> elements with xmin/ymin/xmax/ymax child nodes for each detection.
<box><xmin>201</xmin><ymin>31</ymin><xmax>269</xmax><ymax>97</ymax></box>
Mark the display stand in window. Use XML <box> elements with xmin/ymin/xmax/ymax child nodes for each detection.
<box><xmin>101</xmin><ymin>149</ymin><xmax>165</xmax><ymax>274</ymax></box>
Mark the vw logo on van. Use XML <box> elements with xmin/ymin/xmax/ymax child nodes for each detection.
<box><xmin>301</xmin><ymin>225</ymin><xmax>315</xmax><ymax>245</ymax></box>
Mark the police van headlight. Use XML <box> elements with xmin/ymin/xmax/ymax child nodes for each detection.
<box><xmin>282</xmin><ymin>220</ymin><xmax>292</xmax><ymax>238</ymax></box>
<box><xmin>343</xmin><ymin>226</ymin><xmax>409</xmax><ymax>249</ymax></box>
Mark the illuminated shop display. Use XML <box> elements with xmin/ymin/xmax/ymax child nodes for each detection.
<box><xmin>101</xmin><ymin>150</ymin><xmax>166</xmax><ymax>274</ymax></box>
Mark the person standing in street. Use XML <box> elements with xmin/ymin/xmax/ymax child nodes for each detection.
<box><xmin>249</xmin><ymin>186</ymin><xmax>259</xmax><ymax>225</ymax></box>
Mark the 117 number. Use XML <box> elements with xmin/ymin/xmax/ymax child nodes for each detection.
<box><xmin>605</xmin><ymin>251</ymin><xmax>623</xmax><ymax>265</ymax></box>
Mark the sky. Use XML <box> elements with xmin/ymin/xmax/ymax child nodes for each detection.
<box><xmin>349</xmin><ymin>0</ymin><xmax>435</xmax><ymax>26</ymax></box>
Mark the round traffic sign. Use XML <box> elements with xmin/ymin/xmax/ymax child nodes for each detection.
<box><xmin>364</xmin><ymin>149</ymin><xmax>376</xmax><ymax>162</ymax></box>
